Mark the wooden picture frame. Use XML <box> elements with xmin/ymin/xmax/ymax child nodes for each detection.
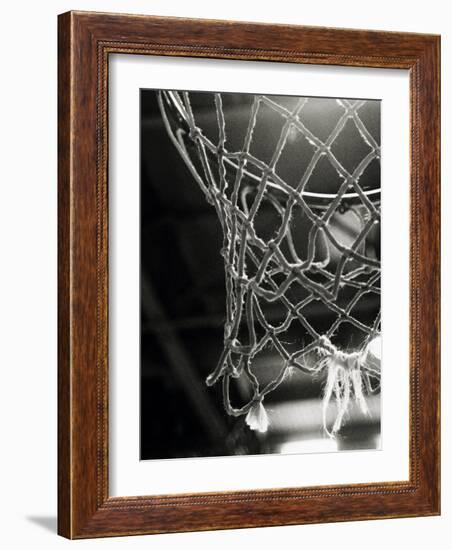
<box><xmin>58</xmin><ymin>10</ymin><xmax>440</xmax><ymax>539</ymax></box>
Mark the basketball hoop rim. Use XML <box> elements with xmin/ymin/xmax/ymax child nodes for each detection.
<box><xmin>161</xmin><ymin>90</ymin><xmax>381</xmax><ymax>208</ymax></box>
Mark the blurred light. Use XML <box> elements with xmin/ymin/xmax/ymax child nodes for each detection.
<box><xmin>368</xmin><ymin>335</ymin><xmax>381</xmax><ymax>360</ymax></box>
<box><xmin>279</xmin><ymin>438</ymin><xmax>338</xmax><ymax>455</ymax></box>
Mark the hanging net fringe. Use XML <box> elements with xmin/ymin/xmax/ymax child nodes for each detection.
<box><xmin>158</xmin><ymin>90</ymin><xmax>381</xmax><ymax>437</ymax></box>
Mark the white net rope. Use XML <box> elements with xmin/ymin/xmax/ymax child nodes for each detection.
<box><xmin>158</xmin><ymin>91</ymin><xmax>381</xmax><ymax>436</ymax></box>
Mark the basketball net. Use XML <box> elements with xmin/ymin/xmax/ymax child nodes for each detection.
<box><xmin>158</xmin><ymin>90</ymin><xmax>381</xmax><ymax>437</ymax></box>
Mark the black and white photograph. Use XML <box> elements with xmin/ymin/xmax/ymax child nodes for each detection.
<box><xmin>0</xmin><ymin>0</ymin><xmax>445</xmax><ymax>546</ymax></box>
<box><xmin>140</xmin><ymin>89</ymin><xmax>382</xmax><ymax>460</ymax></box>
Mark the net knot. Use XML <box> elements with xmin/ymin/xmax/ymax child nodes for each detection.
<box><xmin>188</xmin><ymin>127</ymin><xmax>200</xmax><ymax>141</ymax></box>
<box><xmin>216</xmin><ymin>144</ymin><xmax>226</xmax><ymax>156</ymax></box>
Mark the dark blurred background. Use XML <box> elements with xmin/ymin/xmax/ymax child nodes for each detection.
<box><xmin>140</xmin><ymin>89</ymin><xmax>381</xmax><ymax>460</ymax></box>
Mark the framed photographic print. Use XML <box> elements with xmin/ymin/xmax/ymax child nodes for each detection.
<box><xmin>58</xmin><ymin>11</ymin><xmax>440</xmax><ymax>538</ymax></box>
